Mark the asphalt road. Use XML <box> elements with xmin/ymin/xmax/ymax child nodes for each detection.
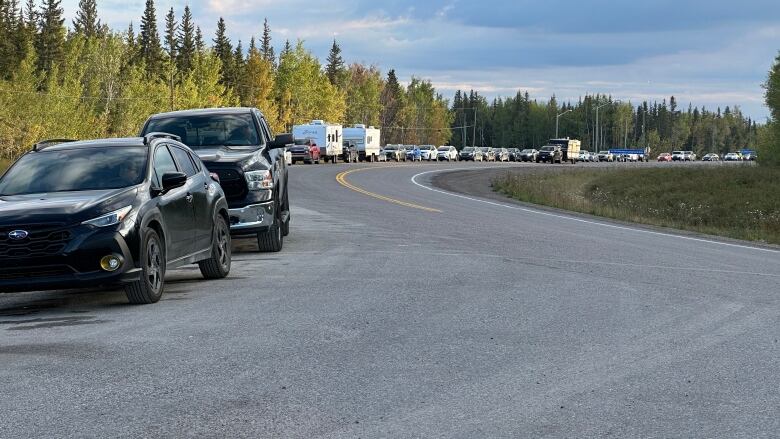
<box><xmin>1</xmin><ymin>161</ymin><xmax>778</xmax><ymax>438</ymax></box>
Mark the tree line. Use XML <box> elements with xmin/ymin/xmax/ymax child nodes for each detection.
<box><xmin>451</xmin><ymin>91</ymin><xmax>761</xmax><ymax>156</ymax></box>
<box><xmin>0</xmin><ymin>0</ymin><xmax>452</xmax><ymax>160</ymax></box>
<box><xmin>0</xmin><ymin>0</ymin><xmax>769</xmax><ymax>162</ymax></box>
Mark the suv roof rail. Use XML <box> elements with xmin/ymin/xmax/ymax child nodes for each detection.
<box><xmin>143</xmin><ymin>132</ymin><xmax>181</xmax><ymax>145</ymax></box>
<box><xmin>32</xmin><ymin>139</ymin><xmax>77</xmax><ymax>151</ymax></box>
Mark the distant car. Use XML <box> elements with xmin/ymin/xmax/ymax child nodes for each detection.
<box><xmin>419</xmin><ymin>145</ymin><xmax>437</xmax><ymax>161</ymax></box>
<box><xmin>494</xmin><ymin>148</ymin><xmax>509</xmax><ymax>162</ymax></box>
<box><xmin>289</xmin><ymin>138</ymin><xmax>320</xmax><ymax>164</ymax></box>
<box><xmin>622</xmin><ymin>153</ymin><xmax>639</xmax><ymax>162</ymax></box>
<box><xmin>406</xmin><ymin>145</ymin><xmax>422</xmax><ymax>162</ymax></box>
<box><xmin>684</xmin><ymin>151</ymin><xmax>696</xmax><ymax>161</ymax></box>
<box><xmin>459</xmin><ymin>146</ymin><xmax>483</xmax><ymax>161</ymax></box>
<box><xmin>519</xmin><ymin>149</ymin><xmax>538</xmax><ymax>162</ymax></box>
<box><xmin>506</xmin><ymin>148</ymin><xmax>520</xmax><ymax>161</ymax></box>
<box><xmin>481</xmin><ymin>147</ymin><xmax>496</xmax><ymax>162</ymax></box>
<box><xmin>437</xmin><ymin>145</ymin><xmax>458</xmax><ymax>161</ymax></box>
<box><xmin>597</xmin><ymin>150</ymin><xmax>614</xmax><ymax>162</ymax></box>
<box><xmin>672</xmin><ymin>150</ymin><xmax>686</xmax><ymax>161</ymax></box>
<box><xmin>742</xmin><ymin>152</ymin><xmax>756</xmax><ymax>161</ymax></box>
<box><xmin>342</xmin><ymin>141</ymin><xmax>358</xmax><ymax>163</ymax></box>
<box><xmin>657</xmin><ymin>152</ymin><xmax>672</xmax><ymax>162</ymax></box>
<box><xmin>702</xmin><ymin>153</ymin><xmax>720</xmax><ymax>161</ymax></box>
<box><xmin>383</xmin><ymin>145</ymin><xmax>404</xmax><ymax>161</ymax></box>
<box><xmin>724</xmin><ymin>152</ymin><xmax>741</xmax><ymax>161</ymax></box>
<box><xmin>578</xmin><ymin>150</ymin><xmax>592</xmax><ymax>162</ymax></box>
<box><xmin>376</xmin><ymin>147</ymin><xmax>388</xmax><ymax>162</ymax></box>
<box><xmin>537</xmin><ymin>145</ymin><xmax>561</xmax><ymax>163</ymax></box>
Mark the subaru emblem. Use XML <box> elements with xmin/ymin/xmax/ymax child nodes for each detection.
<box><xmin>8</xmin><ymin>230</ymin><xmax>29</xmax><ymax>240</ymax></box>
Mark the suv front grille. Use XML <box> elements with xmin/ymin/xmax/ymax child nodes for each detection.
<box><xmin>0</xmin><ymin>224</ymin><xmax>73</xmax><ymax>258</ymax></box>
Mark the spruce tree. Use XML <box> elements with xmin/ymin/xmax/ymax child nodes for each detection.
<box><xmin>177</xmin><ymin>5</ymin><xmax>195</xmax><ymax>72</ymax></box>
<box><xmin>138</xmin><ymin>0</ymin><xmax>163</xmax><ymax>76</ymax></box>
<box><xmin>325</xmin><ymin>38</ymin><xmax>345</xmax><ymax>87</ymax></box>
<box><xmin>164</xmin><ymin>7</ymin><xmax>177</xmax><ymax>60</ymax></box>
<box><xmin>212</xmin><ymin>17</ymin><xmax>233</xmax><ymax>85</ymax></box>
<box><xmin>72</xmin><ymin>0</ymin><xmax>99</xmax><ymax>37</ymax></box>
<box><xmin>35</xmin><ymin>0</ymin><xmax>66</xmax><ymax>74</ymax></box>
<box><xmin>260</xmin><ymin>18</ymin><xmax>275</xmax><ymax>65</ymax></box>
<box><xmin>195</xmin><ymin>26</ymin><xmax>204</xmax><ymax>53</ymax></box>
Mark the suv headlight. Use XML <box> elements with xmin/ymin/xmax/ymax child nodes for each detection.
<box><xmin>83</xmin><ymin>206</ymin><xmax>133</xmax><ymax>228</ymax></box>
<box><xmin>245</xmin><ymin>170</ymin><xmax>273</xmax><ymax>191</ymax></box>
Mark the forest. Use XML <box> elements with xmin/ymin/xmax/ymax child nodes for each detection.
<box><xmin>0</xmin><ymin>0</ymin><xmax>768</xmax><ymax>162</ymax></box>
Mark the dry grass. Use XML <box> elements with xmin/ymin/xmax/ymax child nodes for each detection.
<box><xmin>493</xmin><ymin>165</ymin><xmax>780</xmax><ymax>244</ymax></box>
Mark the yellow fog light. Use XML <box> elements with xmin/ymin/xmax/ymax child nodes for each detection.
<box><xmin>100</xmin><ymin>255</ymin><xmax>123</xmax><ymax>272</ymax></box>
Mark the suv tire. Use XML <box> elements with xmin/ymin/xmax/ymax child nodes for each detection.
<box><xmin>125</xmin><ymin>228</ymin><xmax>165</xmax><ymax>304</ymax></box>
<box><xmin>199</xmin><ymin>215</ymin><xmax>231</xmax><ymax>279</ymax></box>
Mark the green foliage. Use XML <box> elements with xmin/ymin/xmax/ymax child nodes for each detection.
<box><xmin>494</xmin><ymin>166</ymin><xmax>780</xmax><ymax>244</ymax></box>
<box><xmin>760</xmin><ymin>51</ymin><xmax>780</xmax><ymax>166</ymax></box>
<box><xmin>344</xmin><ymin>64</ymin><xmax>382</xmax><ymax>127</ymax></box>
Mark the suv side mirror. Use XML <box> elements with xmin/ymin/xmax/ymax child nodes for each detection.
<box><xmin>161</xmin><ymin>172</ymin><xmax>187</xmax><ymax>192</ymax></box>
<box><xmin>269</xmin><ymin>133</ymin><xmax>293</xmax><ymax>150</ymax></box>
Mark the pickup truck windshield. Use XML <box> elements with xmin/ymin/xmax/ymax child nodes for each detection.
<box><xmin>145</xmin><ymin>114</ymin><xmax>261</xmax><ymax>150</ymax></box>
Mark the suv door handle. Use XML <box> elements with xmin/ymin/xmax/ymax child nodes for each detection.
<box><xmin>186</xmin><ymin>193</ymin><xmax>194</xmax><ymax>203</ymax></box>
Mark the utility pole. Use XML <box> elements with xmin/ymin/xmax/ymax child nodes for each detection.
<box><xmin>556</xmin><ymin>109</ymin><xmax>572</xmax><ymax>138</ymax></box>
<box><xmin>472</xmin><ymin>109</ymin><xmax>477</xmax><ymax>148</ymax></box>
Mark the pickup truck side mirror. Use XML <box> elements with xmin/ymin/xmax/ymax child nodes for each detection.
<box><xmin>269</xmin><ymin>133</ymin><xmax>293</xmax><ymax>150</ymax></box>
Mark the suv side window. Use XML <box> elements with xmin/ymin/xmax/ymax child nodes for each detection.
<box><xmin>153</xmin><ymin>145</ymin><xmax>178</xmax><ymax>187</ymax></box>
<box><xmin>170</xmin><ymin>145</ymin><xmax>197</xmax><ymax>177</ymax></box>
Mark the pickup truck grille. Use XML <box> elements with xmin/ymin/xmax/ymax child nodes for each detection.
<box><xmin>210</xmin><ymin>167</ymin><xmax>248</xmax><ymax>201</ymax></box>
<box><xmin>0</xmin><ymin>224</ymin><xmax>72</xmax><ymax>259</ymax></box>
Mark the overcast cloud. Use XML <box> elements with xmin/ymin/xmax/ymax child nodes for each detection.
<box><xmin>61</xmin><ymin>0</ymin><xmax>780</xmax><ymax>119</ymax></box>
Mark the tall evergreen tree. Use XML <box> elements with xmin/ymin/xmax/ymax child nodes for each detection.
<box><xmin>213</xmin><ymin>17</ymin><xmax>233</xmax><ymax>84</ymax></box>
<box><xmin>325</xmin><ymin>38</ymin><xmax>345</xmax><ymax>87</ymax></box>
<box><xmin>260</xmin><ymin>18</ymin><xmax>275</xmax><ymax>65</ymax></box>
<box><xmin>138</xmin><ymin>0</ymin><xmax>163</xmax><ymax>76</ymax></box>
<box><xmin>195</xmin><ymin>26</ymin><xmax>204</xmax><ymax>53</ymax></box>
<box><xmin>72</xmin><ymin>0</ymin><xmax>99</xmax><ymax>37</ymax></box>
<box><xmin>35</xmin><ymin>0</ymin><xmax>66</xmax><ymax>74</ymax></box>
<box><xmin>177</xmin><ymin>5</ymin><xmax>195</xmax><ymax>72</ymax></box>
<box><xmin>163</xmin><ymin>7</ymin><xmax>177</xmax><ymax>59</ymax></box>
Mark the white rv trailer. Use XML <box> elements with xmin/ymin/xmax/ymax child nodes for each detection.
<box><xmin>342</xmin><ymin>124</ymin><xmax>381</xmax><ymax>162</ymax></box>
<box><xmin>292</xmin><ymin>120</ymin><xmax>343</xmax><ymax>163</ymax></box>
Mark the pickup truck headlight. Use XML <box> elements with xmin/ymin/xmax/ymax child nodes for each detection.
<box><xmin>245</xmin><ymin>170</ymin><xmax>273</xmax><ymax>191</ymax></box>
<box><xmin>83</xmin><ymin>206</ymin><xmax>133</xmax><ymax>227</ymax></box>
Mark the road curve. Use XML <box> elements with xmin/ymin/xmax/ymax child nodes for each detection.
<box><xmin>1</xmin><ymin>161</ymin><xmax>778</xmax><ymax>438</ymax></box>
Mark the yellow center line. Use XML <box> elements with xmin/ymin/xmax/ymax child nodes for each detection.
<box><xmin>336</xmin><ymin>167</ymin><xmax>442</xmax><ymax>213</ymax></box>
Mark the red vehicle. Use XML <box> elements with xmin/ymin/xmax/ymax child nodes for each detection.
<box><xmin>657</xmin><ymin>152</ymin><xmax>672</xmax><ymax>162</ymax></box>
<box><xmin>289</xmin><ymin>138</ymin><xmax>321</xmax><ymax>164</ymax></box>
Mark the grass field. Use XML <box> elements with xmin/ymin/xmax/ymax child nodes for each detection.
<box><xmin>493</xmin><ymin>165</ymin><xmax>780</xmax><ymax>245</ymax></box>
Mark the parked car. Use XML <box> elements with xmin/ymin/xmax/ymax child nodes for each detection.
<box><xmin>537</xmin><ymin>145</ymin><xmax>561</xmax><ymax>163</ymax></box>
<box><xmin>342</xmin><ymin>141</ymin><xmax>358</xmax><ymax>163</ymax></box>
<box><xmin>724</xmin><ymin>152</ymin><xmax>741</xmax><ymax>161</ymax></box>
<box><xmin>141</xmin><ymin>107</ymin><xmax>291</xmax><ymax>253</ymax></box>
<box><xmin>657</xmin><ymin>152</ymin><xmax>672</xmax><ymax>162</ymax></box>
<box><xmin>742</xmin><ymin>151</ymin><xmax>756</xmax><ymax>161</ymax></box>
<box><xmin>702</xmin><ymin>153</ymin><xmax>720</xmax><ymax>161</ymax></box>
<box><xmin>684</xmin><ymin>151</ymin><xmax>696</xmax><ymax>161</ymax></box>
<box><xmin>481</xmin><ymin>147</ymin><xmax>496</xmax><ymax>162</ymax></box>
<box><xmin>419</xmin><ymin>145</ymin><xmax>438</xmax><ymax>161</ymax></box>
<box><xmin>597</xmin><ymin>150</ymin><xmax>614</xmax><ymax>162</ymax></box>
<box><xmin>289</xmin><ymin>138</ymin><xmax>320</xmax><ymax>164</ymax></box>
<box><xmin>672</xmin><ymin>150</ymin><xmax>686</xmax><ymax>161</ymax></box>
<box><xmin>622</xmin><ymin>153</ymin><xmax>639</xmax><ymax>162</ymax></box>
<box><xmin>494</xmin><ymin>148</ymin><xmax>509</xmax><ymax>162</ymax></box>
<box><xmin>0</xmin><ymin>135</ymin><xmax>232</xmax><ymax>303</ymax></box>
<box><xmin>437</xmin><ymin>145</ymin><xmax>459</xmax><ymax>161</ymax></box>
<box><xmin>376</xmin><ymin>147</ymin><xmax>388</xmax><ymax>161</ymax></box>
<box><xmin>519</xmin><ymin>149</ymin><xmax>538</xmax><ymax>162</ymax></box>
<box><xmin>383</xmin><ymin>145</ymin><xmax>405</xmax><ymax>161</ymax></box>
<box><xmin>406</xmin><ymin>145</ymin><xmax>422</xmax><ymax>161</ymax></box>
<box><xmin>578</xmin><ymin>150</ymin><xmax>592</xmax><ymax>162</ymax></box>
<box><xmin>459</xmin><ymin>146</ymin><xmax>483</xmax><ymax>161</ymax></box>
<box><xmin>507</xmin><ymin>148</ymin><xmax>520</xmax><ymax>161</ymax></box>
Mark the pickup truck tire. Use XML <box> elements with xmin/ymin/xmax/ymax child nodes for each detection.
<box><xmin>198</xmin><ymin>215</ymin><xmax>231</xmax><ymax>279</ymax></box>
<box><xmin>124</xmin><ymin>229</ymin><xmax>165</xmax><ymax>304</ymax></box>
<box><xmin>281</xmin><ymin>189</ymin><xmax>290</xmax><ymax>237</ymax></box>
<box><xmin>257</xmin><ymin>195</ymin><xmax>283</xmax><ymax>252</ymax></box>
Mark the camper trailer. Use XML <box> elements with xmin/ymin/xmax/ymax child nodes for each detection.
<box><xmin>343</xmin><ymin>124</ymin><xmax>381</xmax><ymax>162</ymax></box>
<box><xmin>292</xmin><ymin>120</ymin><xmax>343</xmax><ymax>163</ymax></box>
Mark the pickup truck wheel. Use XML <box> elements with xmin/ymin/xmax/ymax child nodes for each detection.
<box><xmin>124</xmin><ymin>229</ymin><xmax>165</xmax><ymax>304</ymax></box>
<box><xmin>198</xmin><ymin>215</ymin><xmax>231</xmax><ymax>279</ymax></box>
<box><xmin>257</xmin><ymin>196</ymin><xmax>283</xmax><ymax>252</ymax></box>
<box><xmin>281</xmin><ymin>189</ymin><xmax>290</xmax><ymax>237</ymax></box>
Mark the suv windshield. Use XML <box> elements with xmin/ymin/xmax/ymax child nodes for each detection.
<box><xmin>463</xmin><ymin>147</ymin><xmax>474</xmax><ymax>152</ymax></box>
<box><xmin>145</xmin><ymin>113</ymin><xmax>261</xmax><ymax>150</ymax></box>
<box><xmin>541</xmin><ymin>146</ymin><xmax>555</xmax><ymax>152</ymax></box>
<box><xmin>0</xmin><ymin>147</ymin><xmax>148</xmax><ymax>196</ymax></box>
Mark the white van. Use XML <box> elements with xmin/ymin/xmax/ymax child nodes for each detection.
<box><xmin>292</xmin><ymin>120</ymin><xmax>343</xmax><ymax>163</ymax></box>
<box><xmin>342</xmin><ymin>124</ymin><xmax>381</xmax><ymax>162</ymax></box>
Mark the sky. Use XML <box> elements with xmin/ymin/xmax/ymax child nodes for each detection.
<box><xmin>61</xmin><ymin>0</ymin><xmax>780</xmax><ymax>120</ymax></box>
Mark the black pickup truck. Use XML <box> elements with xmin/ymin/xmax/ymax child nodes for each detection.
<box><xmin>141</xmin><ymin>108</ymin><xmax>291</xmax><ymax>252</ymax></box>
